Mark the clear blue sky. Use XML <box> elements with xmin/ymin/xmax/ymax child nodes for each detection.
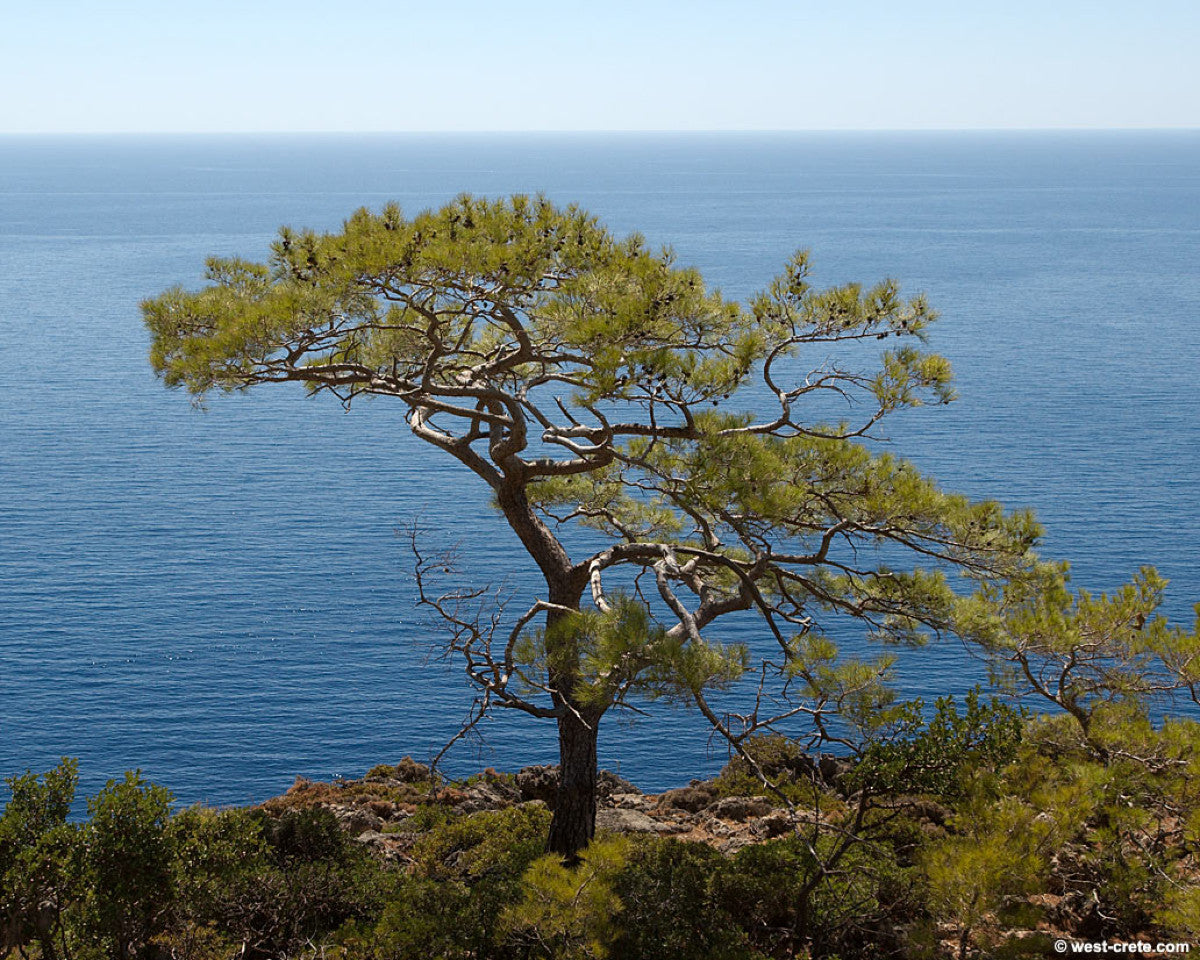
<box><xmin>2</xmin><ymin>0</ymin><xmax>1197</xmax><ymax>132</ymax></box>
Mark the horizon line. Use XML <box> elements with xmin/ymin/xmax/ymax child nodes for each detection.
<box><xmin>2</xmin><ymin>126</ymin><xmax>1198</xmax><ymax>137</ymax></box>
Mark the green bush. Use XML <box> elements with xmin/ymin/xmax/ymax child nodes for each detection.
<box><xmin>401</xmin><ymin>801</ymin><xmax>459</xmax><ymax>834</ymax></box>
<box><xmin>259</xmin><ymin>805</ymin><xmax>347</xmax><ymax>865</ymax></box>
<box><xmin>502</xmin><ymin>836</ymin><xmax>630</xmax><ymax>960</ymax></box>
<box><xmin>355</xmin><ymin>804</ymin><xmax>551</xmax><ymax>960</ymax></box>
<box><xmin>715</xmin><ymin>833</ymin><xmax>913</xmax><ymax>960</ymax></box>
<box><xmin>0</xmin><ymin>759</ymin><xmax>82</xmax><ymax>960</ymax></box>
<box><xmin>610</xmin><ymin>838</ymin><xmax>757</xmax><ymax>960</ymax></box>
<box><xmin>851</xmin><ymin>690</ymin><xmax>1024</xmax><ymax>799</ymax></box>
<box><xmin>354</xmin><ymin>876</ymin><xmax>477</xmax><ymax>960</ymax></box>
<box><xmin>159</xmin><ymin>806</ymin><xmax>270</xmax><ymax>958</ymax></box>
<box><xmin>411</xmin><ymin>804</ymin><xmax>551</xmax><ymax>880</ymax></box>
<box><xmin>221</xmin><ymin>859</ymin><xmax>393</xmax><ymax>960</ymax></box>
<box><xmin>218</xmin><ymin>807</ymin><xmax>396</xmax><ymax>960</ymax></box>
<box><xmin>83</xmin><ymin>771</ymin><xmax>175</xmax><ymax>960</ymax></box>
<box><xmin>711</xmin><ymin>735</ymin><xmax>834</xmax><ymax>808</ymax></box>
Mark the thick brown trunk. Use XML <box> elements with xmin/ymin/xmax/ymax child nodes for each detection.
<box><xmin>493</xmin><ymin>478</ymin><xmax>598</xmax><ymax>860</ymax></box>
<box><xmin>547</xmin><ymin>707</ymin><xmax>600</xmax><ymax>861</ymax></box>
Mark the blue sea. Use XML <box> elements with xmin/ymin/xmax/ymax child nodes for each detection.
<box><xmin>2</xmin><ymin>132</ymin><xmax>1198</xmax><ymax>805</ymax></box>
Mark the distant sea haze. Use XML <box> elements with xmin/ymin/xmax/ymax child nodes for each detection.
<box><xmin>1</xmin><ymin>132</ymin><xmax>1197</xmax><ymax>805</ymax></box>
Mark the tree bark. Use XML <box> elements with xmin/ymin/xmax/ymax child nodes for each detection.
<box><xmin>547</xmin><ymin>706</ymin><xmax>600</xmax><ymax>861</ymax></box>
<box><xmin>494</xmin><ymin>479</ymin><xmax>600</xmax><ymax>860</ymax></box>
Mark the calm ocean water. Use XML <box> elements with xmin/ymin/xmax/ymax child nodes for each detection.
<box><xmin>1</xmin><ymin>132</ymin><xmax>1198</xmax><ymax>804</ymax></box>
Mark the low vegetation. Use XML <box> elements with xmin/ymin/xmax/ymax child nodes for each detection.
<box><xmin>6</xmin><ymin>556</ymin><xmax>1199</xmax><ymax>959</ymax></box>
<box><xmin>4</xmin><ymin>682</ymin><xmax>1199</xmax><ymax>959</ymax></box>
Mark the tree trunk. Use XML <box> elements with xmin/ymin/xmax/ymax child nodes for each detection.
<box><xmin>492</xmin><ymin>481</ymin><xmax>598</xmax><ymax>860</ymax></box>
<box><xmin>547</xmin><ymin>707</ymin><xmax>600</xmax><ymax>861</ymax></box>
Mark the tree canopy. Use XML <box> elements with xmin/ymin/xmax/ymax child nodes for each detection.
<box><xmin>143</xmin><ymin>194</ymin><xmax>1044</xmax><ymax>857</ymax></box>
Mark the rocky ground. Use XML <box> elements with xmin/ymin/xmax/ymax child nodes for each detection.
<box><xmin>262</xmin><ymin>758</ymin><xmax>810</xmax><ymax>863</ymax></box>
<box><xmin>257</xmin><ymin>759</ymin><xmax>1187</xmax><ymax>957</ymax></box>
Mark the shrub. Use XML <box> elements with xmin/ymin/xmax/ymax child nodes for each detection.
<box><xmin>711</xmin><ymin>735</ymin><xmax>836</xmax><ymax>809</ymax></box>
<box><xmin>83</xmin><ymin>771</ymin><xmax>175</xmax><ymax>960</ymax></box>
<box><xmin>401</xmin><ymin>801</ymin><xmax>459</xmax><ymax>834</ymax></box>
<box><xmin>214</xmin><ymin>806</ymin><xmax>397</xmax><ymax>960</ymax></box>
<box><xmin>355</xmin><ymin>877</ymin><xmax>477</xmax><ymax>960</ymax></box>
<box><xmin>411</xmin><ymin>804</ymin><xmax>551</xmax><ymax>880</ymax></box>
<box><xmin>610</xmin><ymin>838</ymin><xmax>756</xmax><ymax>960</ymax></box>
<box><xmin>0</xmin><ymin>759</ymin><xmax>82</xmax><ymax>960</ymax></box>
<box><xmin>259</xmin><ymin>805</ymin><xmax>347</xmax><ymax>865</ymax></box>
<box><xmin>357</xmin><ymin>804</ymin><xmax>551</xmax><ymax>959</ymax></box>
<box><xmin>921</xmin><ymin>795</ymin><xmax>1055</xmax><ymax>958</ymax></box>
<box><xmin>716</xmin><ymin>832</ymin><xmax>913</xmax><ymax>960</ymax></box>
<box><xmin>220</xmin><ymin>859</ymin><xmax>393</xmax><ymax>960</ymax></box>
<box><xmin>851</xmin><ymin>689</ymin><xmax>1024</xmax><ymax>800</ymax></box>
<box><xmin>502</xmin><ymin>836</ymin><xmax>630</xmax><ymax>960</ymax></box>
<box><xmin>160</xmin><ymin>805</ymin><xmax>270</xmax><ymax>958</ymax></box>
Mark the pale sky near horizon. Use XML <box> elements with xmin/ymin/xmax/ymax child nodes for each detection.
<box><xmin>1</xmin><ymin>0</ymin><xmax>1197</xmax><ymax>133</ymax></box>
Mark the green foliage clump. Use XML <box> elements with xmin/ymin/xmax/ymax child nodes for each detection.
<box><xmin>922</xmin><ymin>795</ymin><xmax>1056</xmax><ymax>957</ymax></box>
<box><xmin>0</xmin><ymin>759</ymin><xmax>82</xmax><ymax>960</ymax></box>
<box><xmin>720</xmin><ymin>834</ymin><xmax>913</xmax><ymax>960</ymax></box>
<box><xmin>401</xmin><ymin>801</ymin><xmax>460</xmax><ymax>834</ymax></box>
<box><xmin>162</xmin><ymin>805</ymin><xmax>268</xmax><ymax>959</ymax></box>
<box><xmin>83</xmin><ymin>771</ymin><xmax>175</xmax><ymax>960</ymax></box>
<box><xmin>853</xmin><ymin>688</ymin><xmax>1024</xmax><ymax>799</ymax></box>
<box><xmin>517</xmin><ymin>596</ymin><xmax>749</xmax><ymax>711</ymax></box>
<box><xmin>217</xmin><ymin>806</ymin><xmax>395</xmax><ymax>960</ymax></box>
<box><xmin>260</xmin><ymin>805</ymin><xmax>348</xmax><ymax>864</ymax></box>
<box><xmin>609</xmin><ymin>839</ymin><xmax>758</xmax><ymax>960</ymax></box>
<box><xmin>503</xmin><ymin>836</ymin><xmax>631</xmax><ymax>960</ymax></box>
<box><xmin>711</xmin><ymin>735</ymin><xmax>836</xmax><ymax>808</ymax></box>
<box><xmin>0</xmin><ymin>765</ymin><xmax>406</xmax><ymax>960</ymax></box>
<box><xmin>360</xmin><ymin>804</ymin><xmax>551</xmax><ymax>960</ymax></box>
